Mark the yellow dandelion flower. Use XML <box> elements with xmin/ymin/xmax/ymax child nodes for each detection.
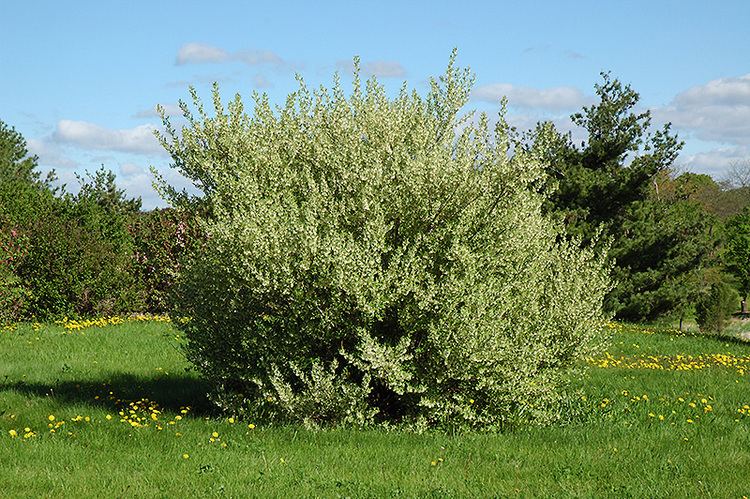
<box><xmin>8</xmin><ymin>429</ymin><xmax>17</xmax><ymax>438</ymax></box>
<box><xmin>212</xmin><ymin>431</ymin><xmax>219</xmax><ymax>438</ymax></box>
<box><xmin>248</xmin><ymin>423</ymin><xmax>256</xmax><ymax>430</ymax></box>
<box><xmin>182</xmin><ymin>453</ymin><xmax>190</xmax><ymax>460</ymax></box>
<box><xmin>48</xmin><ymin>415</ymin><xmax>55</xmax><ymax>422</ymax></box>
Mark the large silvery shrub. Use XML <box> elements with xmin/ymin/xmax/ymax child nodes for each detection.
<box><xmin>157</xmin><ymin>54</ymin><xmax>611</xmax><ymax>430</ymax></box>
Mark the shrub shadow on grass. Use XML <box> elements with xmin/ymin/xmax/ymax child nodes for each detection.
<box><xmin>0</xmin><ymin>373</ymin><xmax>216</xmax><ymax>416</ymax></box>
<box><xmin>645</xmin><ymin>323</ymin><xmax>750</xmax><ymax>346</ymax></box>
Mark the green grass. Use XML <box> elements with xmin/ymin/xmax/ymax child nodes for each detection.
<box><xmin>2</xmin><ymin>320</ymin><xmax>750</xmax><ymax>497</ymax></box>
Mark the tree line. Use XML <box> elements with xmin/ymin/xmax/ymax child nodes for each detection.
<box><xmin>0</xmin><ymin>120</ymin><xmax>200</xmax><ymax>322</ymax></box>
<box><xmin>1</xmin><ymin>73</ymin><xmax>749</xmax><ymax>331</ymax></box>
<box><xmin>529</xmin><ymin>73</ymin><xmax>749</xmax><ymax>330</ymax></box>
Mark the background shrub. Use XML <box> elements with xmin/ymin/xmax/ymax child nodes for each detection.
<box><xmin>0</xmin><ymin>162</ymin><xmax>146</xmax><ymax>321</ymax></box>
<box><xmin>17</xmin><ymin>197</ymin><xmax>142</xmax><ymax>319</ymax></box>
<box><xmin>129</xmin><ymin>208</ymin><xmax>203</xmax><ymax>313</ymax></box>
<box><xmin>696</xmin><ymin>280</ymin><xmax>738</xmax><ymax>333</ymax></box>
<box><xmin>0</xmin><ymin>224</ymin><xmax>31</xmax><ymax>323</ymax></box>
<box><xmin>158</xmin><ymin>54</ymin><xmax>612</xmax><ymax>431</ymax></box>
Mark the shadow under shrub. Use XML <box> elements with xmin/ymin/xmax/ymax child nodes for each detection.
<box><xmin>159</xmin><ymin>53</ymin><xmax>612</xmax><ymax>431</ymax></box>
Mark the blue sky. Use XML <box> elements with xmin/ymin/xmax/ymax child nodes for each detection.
<box><xmin>2</xmin><ymin>0</ymin><xmax>748</xmax><ymax>208</ymax></box>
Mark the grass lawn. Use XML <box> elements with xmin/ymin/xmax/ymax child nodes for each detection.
<box><xmin>2</xmin><ymin>319</ymin><xmax>750</xmax><ymax>497</ymax></box>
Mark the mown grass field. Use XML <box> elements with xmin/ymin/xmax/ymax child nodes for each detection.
<box><xmin>2</xmin><ymin>319</ymin><xmax>750</xmax><ymax>497</ymax></box>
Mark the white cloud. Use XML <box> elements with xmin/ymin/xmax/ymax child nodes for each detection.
<box><xmin>176</xmin><ymin>43</ymin><xmax>229</xmax><ymax>64</ymax></box>
<box><xmin>677</xmin><ymin>145</ymin><xmax>750</xmax><ymax>179</ymax></box>
<box><xmin>116</xmin><ymin>164</ymin><xmax>198</xmax><ymax>210</ymax></box>
<box><xmin>655</xmin><ymin>74</ymin><xmax>750</xmax><ymax>146</ymax></box>
<box><xmin>26</xmin><ymin>138</ymin><xmax>79</xmax><ymax>168</ymax></box>
<box><xmin>674</xmin><ymin>75</ymin><xmax>750</xmax><ymax>107</ymax></box>
<box><xmin>364</xmin><ymin>61</ymin><xmax>406</xmax><ymax>78</ymax></box>
<box><xmin>120</xmin><ymin>163</ymin><xmax>144</xmax><ymax>177</ymax></box>
<box><xmin>236</xmin><ymin>50</ymin><xmax>283</xmax><ymax>66</ymax></box>
<box><xmin>53</xmin><ymin>120</ymin><xmax>165</xmax><ymax>156</ymax></box>
<box><xmin>133</xmin><ymin>103</ymin><xmax>183</xmax><ymax>119</ymax></box>
<box><xmin>472</xmin><ymin>83</ymin><xmax>591</xmax><ymax>111</ymax></box>
<box><xmin>113</xmin><ymin>170</ymin><xmax>155</xmax><ymax>208</ymax></box>
<box><xmin>253</xmin><ymin>74</ymin><xmax>271</xmax><ymax>88</ymax></box>
<box><xmin>175</xmin><ymin>43</ymin><xmax>288</xmax><ymax>69</ymax></box>
<box><xmin>336</xmin><ymin>59</ymin><xmax>407</xmax><ymax>78</ymax></box>
<box><xmin>53</xmin><ymin>169</ymin><xmax>79</xmax><ymax>192</ymax></box>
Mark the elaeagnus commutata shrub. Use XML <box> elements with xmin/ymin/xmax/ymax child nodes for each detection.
<box><xmin>155</xmin><ymin>51</ymin><xmax>611</xmax><ymax>431</ymax></box>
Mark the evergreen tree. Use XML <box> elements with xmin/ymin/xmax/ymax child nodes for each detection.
<box><xmin>0</xmin><ymin>120</ymin><xmax>57</xmax><ymax>225</ymax></box>
<box><xmin>532</xmin><ymin>75</ymin><xmax>717</xmax><ymax>321</ymax></box>
<box><xmin>725</xmin><ymin>207</ymin><xmax>750</xmax><ymax>304</ymax></box>
<box><xmin>75</xmin><ymin>166</ymin><xmax>142</xmax><ymax>216</ymax></box>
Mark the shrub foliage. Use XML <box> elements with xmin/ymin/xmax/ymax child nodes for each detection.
<box><xmin>157</xmin><ymin>54</ymin><xmax>611</xmax><ymax>430</ymax></box>
<box><xmin>696</xmin><ymin>280</ymin><xmax>738</xmax><ymax>333</ymax></box>
<box><xmin>129</xmin><ymin>208</ymin><xmax>203</xmax><ymax>312</ymax></box>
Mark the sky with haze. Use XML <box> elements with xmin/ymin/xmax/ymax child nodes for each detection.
<box><xmin>1</xmin><ymin>0</ymin><xmax>748</xmax><ymax>208</ymax></box>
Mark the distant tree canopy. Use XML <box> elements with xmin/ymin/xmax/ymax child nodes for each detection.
<box><xmin>0</xmin><ymin>66</ymin><xmax>747</xmax><ymax>331</ymax></box>
<box><xmin>0</xmin><ymin>120</ymin><xmax>51</xmax><ymax>187</ymax></box>
<box><xmin>76</xmin><ymin>166</ymin><xmax>142</xmax><ymax>215</ymax></box>
<box><xmin>0</xmin><ymin>120</ymin><xmax>58</xmax><ymax>226</ymax></box>
<box><xmin>0</xmin><ymin>119</ymin><xmax>180</xmax><ymax>320</ymax></box>
<box><xmin>656</xmin><ymin>171</ymin><xmax>750</xmax><ymax>220</ymax></box>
